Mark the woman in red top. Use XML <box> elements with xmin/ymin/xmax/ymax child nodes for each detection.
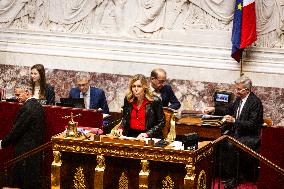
<box><xmin>117</xmin><ymin>74</ymin><xmax>165</xmax><ymax>139</ymax></box>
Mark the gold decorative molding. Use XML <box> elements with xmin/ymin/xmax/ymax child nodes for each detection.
<box><xmin>196</xmin><ymin>147</ymin><xmax>213</xmax><ymax>162</ymax></box>
<box><xmin>94</xmin><ymin>155</ymin><xmax>105</xmax><ymax>189</ymax></box>
<box><xmin>119</xmin><ymin>172</ymin><xmax>129</xmax><ymax>189</ymax></box>
<box><xmin>139</xmin><ymin>160</ymin><xmax>150</xmax><ymax>189</ymax></box>
<box><xmin>165</xmin><ymin>108</ymin><xmax>177</xmax><ymax>142</ymax></box>
<box><xmin>52</xmin><ymin>142</ymin><xmax>198</xmax><ymax>164</ymax></box>
<box><xmin>162</xmin><ymin>175</ymin><xmax>174</xmax><ymax>189</ymax></box>
<box><xmin>184</xmin><ymin>164</ymin><xmax>196</xmax><ymax>188</ymax></box>
<box><xmin>51</xmin><ymin>133</ymin><xmax>213</xmax><ymax>188</ymax></box>
<box><xmin>96</xmin><ymin>155</ymin><xmax>105</xmax><ymax>169</ymax></box>
<box><xmin>73</xmin><ymin>166</ymin><xmax>86</xmax><ymax>189</ymax></box>
<box><xmin>51</xmin><ymin>151</ymin><xmax>62</xmax><ymax>189</ymax></box>
<box><xmin>141</xmin><ymin>160</ymin><xmax>149</xmax><ymax>173</ymax></box>
<box><xmin>197</xmin><ymin>170</ymin><xmax>206</xmax><ymax>189</ymax></box>
<box><xmin>53</xmin><ymin>150</ymin><xmax>62</xmax><ymax>165</ymax></box>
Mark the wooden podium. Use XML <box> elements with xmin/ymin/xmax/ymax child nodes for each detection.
<box><xmin>51</xmin><ymin>133</ymin><xmax>214</xmax><ymax>189</ymax></box>
<box><xmin>176</xmin><ymin>116</ymin><xmax>222</xmax><ymax>140</ymax></box>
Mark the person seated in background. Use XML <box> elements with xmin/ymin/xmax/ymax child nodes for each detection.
<box><xmin>0</xmin><ymin>80</ymin><xmax>45</xmax><ymax>189</ymax></box>
<box><xmin>2</xmin><ymin>88</ymin><xmax>18</xmax><ymax>102</ymax></box>
<box><xmin>203</xmin><ymin>76</ymin><xmax>263</xmax><ymax>188</ymax></box>
<box><xmin>69</xmin><ymin>72</ymin><xmax>109</xmax><ymax>123</ymax></box>
<box><xmin>116</xmin><ymin>74</ymin><xmax>165</xmax><ymax>139</ymax></box>
<box><xmin>150</xmin><ymin>68</ymin><xmax>181</xmax><ymax>110</ymax></box>
<box><xmin>31</xmin><ymin>64</ymin><xmax>55</xmax><ymax>105</ymax></box>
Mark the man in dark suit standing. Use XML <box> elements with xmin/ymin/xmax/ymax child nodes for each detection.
<box><xmin>150</xmin><ymin>68</ymin><xmax>181</xmax><ymax>110</ymax></box>
<box><xmin>0</xmin><ymin>81</ymin><xmax>45</xmax><ymax>189</ymax></box>
<box><xmin>204</xmin><ymin>76</ymin><xmax>263</xmax><ymax>188</ymax></box>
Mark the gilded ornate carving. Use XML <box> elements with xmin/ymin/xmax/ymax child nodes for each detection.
<box><xmin>184</xmin><ymin>164</ymin><xmax>195</xmax><ymax>188</ymax></box>
<box><xmin>51</xmin><ymin>134</ymin><xmax>214</xmax><ymax>188</ymax></box>
<box><xmin>119</xmin><ymin>172</ymin><xmax>129</xmax><ymax>189</ymax></box>
<box><xmin>51</xmin><ymin>151</ymin><xmax>62</xmax><ymax>189</ymax></box>
<box><xmin>196</xmin><ymin>147</ymin><xmax>213</xmax><ymax>162</ymax></box>
<box><xmin>197</xmin><ymin>170</ymin><xmax>206</xmax><ymax>189</ymax></box>
<box><xmin>186</xmin><ymin>164</ymin><xmax>195</xmax><ymax>180</ymax></box>
<box><xmin>96</xmin><ymin>155</ymin><xmax>105</xmax><ymax>169</ymax></box>
<box><xmin>166</xmin><ymin>111</ymin><xmax>177</xmax><ymax>142</ymax></box>
<box><xmin>140</xmin><ymin>160</ymin><xmax>149</xmax><ymax>173</ymax></box>
<box><xmin>53</xmin><ymin>142</ymin><xmax>195</xmax><ymax>164</ymax></box>
<box><xmin>73</xmin><ymin>166</ymin><xmax>86</xmax><ymax>189</ymax></box>
<box><xmin>162</xmin><ymin>175</ymin><xmax>174</xmax><ymax>189</ymax></box>
<box><xmin>76</xmin><ymin>146</ymin><xmax>81</xmax><ymax>152</ymax></box>
<box><xmin>53</xmin><ymin>151</ymin><xmax>62</xmax><ymax>165</ymax></box>
<box><xmin>139</xmin><ymin>160</ymin><xmax>150</xmax><ymax>189</ymax></box>
<box><xmin>95</xmin><ymin>155</ymin><xmax>105</xmax><ymax>189</ymax></box>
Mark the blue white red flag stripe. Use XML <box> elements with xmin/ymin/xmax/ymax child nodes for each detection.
<box><xmin>231</xmin><ymin>0</ymin><xmax>257</xmax><ymax>62</ymax></box>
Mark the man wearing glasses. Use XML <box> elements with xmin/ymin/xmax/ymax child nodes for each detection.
<box><xmin>203</xmin><ymin>76</ymin><xmax>263</xmax><ymax>188</ymax></box>
<box><xmin>150</xmin><ymin>68</ymin><xmax>181</xmax><ymax>110</ymax></box>
<box><xmin>69</xmin><ymin>72</ymin><xmax>109</xmax><ymax>114</ymax></box>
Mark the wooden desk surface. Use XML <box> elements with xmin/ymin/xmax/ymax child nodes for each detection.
<box><xmin>52</xmin><ymin>133</ymin><xmax>213</xmax><ymax>165</ymax></box>
<box><xmin>176</xmin><ymin>116</ymin><xmax>222</xmax><ymax>140</ymax></box>
<box><xmin>51</xmin><ymin>133</ymin><xmax>214</xmax><ymax>189</ymax></box>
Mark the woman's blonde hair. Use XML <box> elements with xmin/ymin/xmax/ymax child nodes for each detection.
<box><xmin>126</xmin><ymin>74</ymin><xmax>153</xmax><ymax>102</ymax></box>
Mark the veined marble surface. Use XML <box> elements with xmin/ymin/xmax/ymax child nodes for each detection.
<box><xmin>0</xmin><ymin>64</ymin><xmax>283</xmax><ymax>126</ymax></box>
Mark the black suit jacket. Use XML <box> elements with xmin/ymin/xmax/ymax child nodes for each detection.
<box><xmin>1</xmin><ymin>98</ymin><xmax>45</xmax><ymax>156</ymax></box>
<box><xmin>159</xmin><ymin>84</ymin><xmax>181</xmax><ymax>110</ymax></box>
<box><xmin>45</xmin><ymin>83</ymin><xmax>55</xmax><ymax>105</ymax></box>
<box><xmin>215</xmin><ymin>92</ymin><xmax>263</xmax><ymax>149</ymax></box>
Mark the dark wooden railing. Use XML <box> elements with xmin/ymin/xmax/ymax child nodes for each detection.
<box><xmin>212</xmin><ymin>135</ymin><xmax>284</xmax><ymax>176</ymax></box>
<box><xmin>0</xmin><ymin>141</ymin><xmax>53</xmax><ymax>188</ymax></box>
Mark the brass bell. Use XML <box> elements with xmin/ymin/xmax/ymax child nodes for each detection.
<box><xmin>63</xmin><ymin>112</ymin><xmax>81</xmax><ymax>138</ymax></box>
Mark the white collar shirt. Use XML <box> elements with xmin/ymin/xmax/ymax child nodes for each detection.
<box><xmin>237</xmin><ymin>93</ymin><xmax>250</xmax><ymax>119</ymax></box>
<box><xmin>150</xmin><ymin>83</ymin><xmax>161</xmax><ymax>98</ymax></box>
<box><xmin>80</xmin><ymin>87</ymin><xmax>90</xmax><ymax>109</ymax></box>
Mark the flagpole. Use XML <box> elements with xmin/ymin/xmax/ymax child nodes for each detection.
<box><xmin>240</xmin><ymin>52</ymin><xmax>244</xmax><ymax>77</ymax></box>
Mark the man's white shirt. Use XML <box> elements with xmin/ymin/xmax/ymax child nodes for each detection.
<box><xmin>80</xmin><ymin>87</ymin><xmax>90</xmax><ymax>109</ymax></box>
<box><xmin>237</xmin><ymin>93</ymin><xmax>250</xmax><ymax>119</ymax></box>
<box><xmin>150</xmin><ymin>84</ymin><xmax>161</xmax><ymax>99</ymax></box>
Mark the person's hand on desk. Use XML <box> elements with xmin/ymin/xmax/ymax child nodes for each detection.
<box><xmin>137</xmin><ymin>133</ymin><xmax>148</xmax><ymax>139</ymax></box>
<box><xmin>202</xmin><ymin>107</ymin><xmax>215</xmax><ymax>114</ymax></box>
<box><xmin>223</xmin><ymin>115</ymin><xmax>235</xmax><ymax>123</ymax></box>
<box><xmin>115</xmin><ymin>128</ymin><xmax>124</xmax><ymax>136</ymax></box>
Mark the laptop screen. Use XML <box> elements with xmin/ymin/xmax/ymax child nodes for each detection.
<box><xmin>214</xmin><ymin>91</ymin><xmax>232</xmax><ymax>104</ymax></box>
<box><xmin>5</xmin><ymin>98</ymin><xmax>18</xmax><ymax>103</ymax></box>
<box><xmin>215</xmin><ymin>93</ymin><xmax>230</xmax><ymax>103</ymax></box>
<box><xmin>58</xmin><ymin>98</ymin><xmax>85</xmax><ymax>108</ymax></box>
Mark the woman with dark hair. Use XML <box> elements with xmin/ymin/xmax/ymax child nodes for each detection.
<box><xmin>30</xmin><ymin>64</ymin><xmax>55</xmax><ymax>105</ymax></box>
<box><xmin>116</xmin><ymin>74</ymin><xmax>165</xmax><ymax>139</ymax></box>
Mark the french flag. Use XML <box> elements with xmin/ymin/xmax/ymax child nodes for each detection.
<box><xmin>231</xmin><ymin>0</ymin><xmax>257</xmax><ymax>62</ymax></box>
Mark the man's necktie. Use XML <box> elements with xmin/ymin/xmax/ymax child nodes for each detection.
<box><xmin>236</xmin><ymin>100</ymin><xmax>243</xmax><ymax>119</ymax></box>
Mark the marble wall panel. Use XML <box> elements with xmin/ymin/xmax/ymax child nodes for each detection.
<box><xmin>0</xmin><ymin>64</ymin><xmax>283</xmax><ymax>126</ymax></box>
